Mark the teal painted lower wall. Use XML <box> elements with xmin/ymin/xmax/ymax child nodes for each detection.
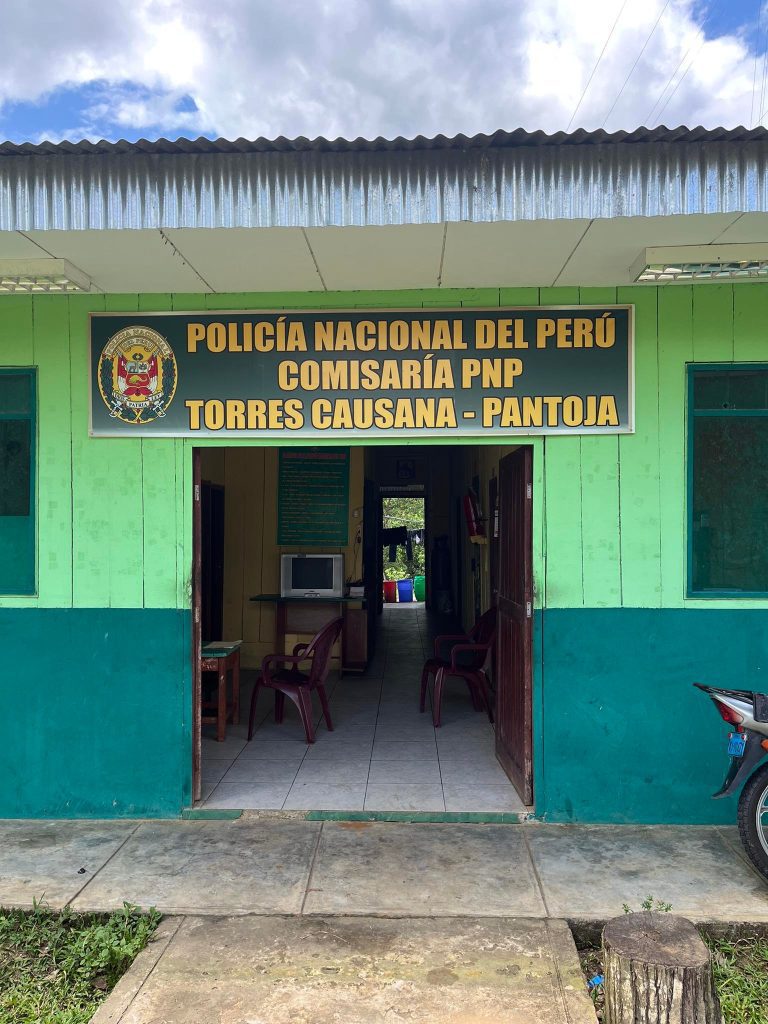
<box><xmin>538</xmin><ymin>608</ymin><xmax>767</xmax><ymax>825</ymax></box>
<box><xmin>2</xmin><ymin>606</ymin><xmax>765</xmax><ymax>823</ymax></box>
<box><xmin>0</xmin><ymin>608</ymin><xmax>191</xmax><ymax>818</ymax></box>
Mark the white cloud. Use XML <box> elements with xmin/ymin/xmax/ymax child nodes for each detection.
<box><xmin>0</xmin><ymin>0</ymin><xmax>764</xmax><ymax>140</ymax></box>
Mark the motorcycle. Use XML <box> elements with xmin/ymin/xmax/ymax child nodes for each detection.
<box><xmin>695</xmin><ymin>683</ymin><xmax>768</xmax><ymax>880</ymax></box>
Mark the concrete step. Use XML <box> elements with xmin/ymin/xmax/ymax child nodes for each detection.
<box><xmin>93</xmin><ymin>915</ymin><xmax>596</xmax><ymax>1024</ymax></box>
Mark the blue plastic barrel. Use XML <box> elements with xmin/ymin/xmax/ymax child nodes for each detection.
<box><xmin>397</xmin><ymin>579</ymin><xmax>414</xmax><ymax>603</ymax></box>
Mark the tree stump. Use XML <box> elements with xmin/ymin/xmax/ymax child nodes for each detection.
<box><xmin>602</xmin><ymin>912</ymin><xmax>722</xmax><ymax>1024</ymax></box>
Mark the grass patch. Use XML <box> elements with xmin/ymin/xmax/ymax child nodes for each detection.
<box><xmin>0</xmin><ymin>901</ymin><xmax>160</xmax><ymax>1024</ymax></box>
<box><xmin>706</xmin><ymin>935</ymin><xmax>768</xmax><ymax>1024</ymax></box>
<box><xmin>577</xmin><ymin>933</ymin><xmax>768</xmax><ymax>1024</ymax></box>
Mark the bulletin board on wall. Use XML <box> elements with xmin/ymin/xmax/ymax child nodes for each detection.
<box><xmin>277</xmin><ymin>448</ymin><xmax>349</xmax><ymax>545</ymax></box>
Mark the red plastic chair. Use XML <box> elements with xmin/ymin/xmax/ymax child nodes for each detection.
<box><xmin>419</xmin><ymin>607</ymin><xmax>497</xmax><ymax>727</ymax></box>
<box><xmin>247</xmin><ymin>617</ymin><xmax>343</xmax><ymax>744</ymax></box>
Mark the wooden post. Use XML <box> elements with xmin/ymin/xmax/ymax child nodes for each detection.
<box><xmin>603</xmin><ymin>912</ymin><xmax>722</xmax><ymax>1024</ymax></box>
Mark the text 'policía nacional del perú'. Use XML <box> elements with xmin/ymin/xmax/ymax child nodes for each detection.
<box><xmin>89</xmin><ymin>308</ymin><xmax>633</xmax><ymax>437</ymax></box>
<box><xmin>182</xmin><ymin>313</ymin><xmax>628</xmax><ymax>434</ymax></box>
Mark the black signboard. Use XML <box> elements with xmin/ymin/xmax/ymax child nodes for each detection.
<box><xmin>89</xmin><ymin>306</ymin><xmax>634</xmax><ymax>438</ymax></box>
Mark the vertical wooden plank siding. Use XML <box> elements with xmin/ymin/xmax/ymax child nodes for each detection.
<box><xmin>658</xmin><ymin>286</ymin><xmax>694</xmax><ymax>608</ymax></box>
<box><xmin>138</xmin><ymin>294</ymin><xmax>179</xmax><ymax>608</ymax></box>
<box><xmin>240</xmin><ymin>447</ymin><xmax>265</xmax><ymax>651</ymax></box>
<box><xmin>173</xmin><ymin>296</ymin><xmax>205</xmax><ymax>610</ymax></box>
<box><xmin>499</xmin><ymin>288</ymin><xmax>540</xmax><ymax>307</ymax></box>
<box><xmin>172</xmin><ymin>294</ymin><xmax>209</xmax><ymax>312</ymax></box>
<box><xmin>530</xmin><ymin>437</ymin><xmax>546</xmax><ymax>610</ymax></box>
<box><xmin>499</xmin><ymin>291</ymin><xmax>542</xmax><ymax>608</ymax></box>
<box><xmin>0</xmin><ymin>295</ymin><xmax>34</xmax><ymax>362</ymax></box>
<box><xmin>542</xmin><ymin>436</ymin><xmax>584</xmax><ymax>607</ymax></box>
<box><xmin>617</xmin><ymin>286</ymin><xmax>661</xmax><ymax>607</ymax></box>
<box><xmin>733</xmin><ymin>285</ymin><xmax>768</xmax><ymax>361</ymax></box>
<box><xmin>181</xmin><ymin>439</ymin><xmax>194</xmax><ymax>607</ymax></box>
<box><xmin>69</xmin><ymin>293</ymin><xmax>110</xmax><ymax>608</ymax></box>
<box><xmin>173</xmin><ymin>441</ymin><xmax>186</xmax><ymax>609</ymax></box>
<box><xmin>539</xmin><ymin>286</ymin><xmax>584</xmax><ymax>608</ymax></box>
<box><xmin>260</xmin><ymin>448</ymin><xmax>280</xmax><ymax>653</ymax></box>
<box><xmin>102</xmin><ymin>294</ymin><xmax>144</xmax><ymax>607</ymax></box>
<box><xmin>33</xmin><ymin>295</ymin><xmax>73</xmax><ymax>607</ymax></box>
<box><xmin>693</xmin><ymin>285</ymin><xmax>734</xmax><ymax>362</ymax></box>
<box><xmin>221</xmin><ymin>447</ymin><xmax>249</xmax><ymax>646</ymax></box>
<box><xmin>578</xmin><ymin>287</ymin><xmax>622</xmax><ymax>607</ymax></box>
<box><xmin>3</xmin><ymin>283</ymin><xmax>764</xmax><ymax>623</ymax></box>
<box><xmin>460</xmin><ymin>289</ymin><xmax>503</xmax><ymax>308</ymax></box>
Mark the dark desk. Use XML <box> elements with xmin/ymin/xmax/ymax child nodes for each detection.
<box><xmin>250</xmin><ymin>594</ymin><xmax>368</xmax><ymax>673</ymax></box>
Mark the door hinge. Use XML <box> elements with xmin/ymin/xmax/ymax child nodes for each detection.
<box><xmin>194</xmin><ymin>606</ymin><xmax>200</xmax><ymax>624</ymax></box>
<box><xmin>194</xmin><ymin>484</ymin><xmax>200</xmax><ymax>501</ymax></box>
<box><xmin>526</xmin><ymin>601</ymin><xmax>532</xmax><ymax>618</ymax></box>
<box><xmin>526</xmin><ymin>483</ymin><xmax>532</xmax><ymax>500</ymax></box>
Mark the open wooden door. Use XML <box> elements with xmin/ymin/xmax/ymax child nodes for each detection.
<box><xmin>488</xmin><ymin>475</ymin><xmax>499</xmax><ymax>682</ymax></box>
<box><xmin>495</xmin><ymin>447</ymin><xmax>534</xmax><ymax>806</ymax></box>
<box><xmin>192</xmin><ymin>449</ymin><xmax>202</xmax><ymax>803</ymax></box>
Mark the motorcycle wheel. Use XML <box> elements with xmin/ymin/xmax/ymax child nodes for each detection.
<box><xmin>737</xmin><ymin>762</ymin><xmax>768</xmax><ymax>881</ymax></box>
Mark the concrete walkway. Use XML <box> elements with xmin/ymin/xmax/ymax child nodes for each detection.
<box><xmin>5</xmin><ymin>818</ymin><xmax>767</xmax><ymax>1024</ymax></box>
<box><xmin>2</xmin><ymin>817</ymin><xmax>767</xmax><ymax>921</ymax></box>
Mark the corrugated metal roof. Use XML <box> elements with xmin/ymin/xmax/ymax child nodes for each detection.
<box><xmin>1</xmin><ymin>124</ymin><xmax>767</xmax><ymax>157</ymax></box>
<box><xmin>2</xmin><ymin>126</ymin><xmax>768</xmax><ymax>230</ymax></box>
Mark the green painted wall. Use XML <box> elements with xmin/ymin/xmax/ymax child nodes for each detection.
<box><xmin>1</xmin><ymin>283</ymin><xmax>766</xmax><ymax>820</ymax></box>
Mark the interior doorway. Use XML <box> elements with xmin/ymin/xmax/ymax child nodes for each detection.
<box><xmin>191</xmin><ymin>443</ymin><xmax>534</xmax><ymax>814</ymax></box>
<box><xmin>381</xmin><ymin>494</ymin><xmax>426</xmax><ymax>608</ymax></box>
<box><xmin>200</xmin><ymin>482</ymin><xmax>225</xmax><ymax>641</ymax></box>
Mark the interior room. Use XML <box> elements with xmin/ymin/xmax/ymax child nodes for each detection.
<box><xmin>196</xmin><ymin>443</ymin><xmax>530</xmax><ymax>815</ymax></box>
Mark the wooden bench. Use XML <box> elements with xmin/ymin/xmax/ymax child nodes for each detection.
<box><xmin>200</xmin><ymin>641</ymin><xmax>241</xmax><ymax>742</ymax></box>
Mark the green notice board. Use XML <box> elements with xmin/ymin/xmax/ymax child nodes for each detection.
<box><xmin>278</xmin><ymin>448</ymin><xmax>349</xmax><ymax>545</ymax></box>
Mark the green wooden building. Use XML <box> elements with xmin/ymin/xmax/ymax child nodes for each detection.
<box><xmin>0</xmin><ymin>127</ymin><xmax>766</xmax><ymax>823</ymax></box>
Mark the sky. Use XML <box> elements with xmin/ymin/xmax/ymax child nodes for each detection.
<box><xmin>1</xmin><ymin>0</ymin><xmax>767</xmax><ymax>144</ymax></box>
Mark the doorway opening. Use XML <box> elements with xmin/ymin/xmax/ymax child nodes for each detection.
<box><xmin>381</xmin><ymin>494</ymin><xmax>426</xmax><ymax>609</ymax></box>
<box><xmin>192</xmin><ymin>443</ymin><xmax>533</xmax><ymax>815</ymax></box>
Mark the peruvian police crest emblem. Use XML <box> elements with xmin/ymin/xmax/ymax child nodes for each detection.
<box><xmin>98</xmin><ymin>326</ymin><xmax>177</xmax><ymax>424</ymax></box>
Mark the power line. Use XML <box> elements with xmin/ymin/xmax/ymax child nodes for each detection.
<box><xmin>653</xmin><ymin>34</ymin><xmax>710</xmax><ymax>125</ymax></box>
<box><xmin>758</xmin><ymin>12</ymin><xmax>768</xmax><ymax>124</ymax></box>
<box><xmin>646</xmin><ymin>37</ymin><xmax>702</xmax><ymax>124</ymax></box>
<box><xmin>645</xmin><ymin>0</ymin><xmax>721</xmax><ymax>126</ymax></box>
<box><xmin>756</xmin><ymin>42</ymin><xmax>768</xmax><ymax>122</ymax></box>
<box><xmin>601</xmin><ymin>0</ymin><xmax>672</xmax><ymax>129</ymax></box>
<box><xmin>750</xmin><ymin>0</ymin><xmax>762</xmax><ymax>125</ymax></box>
<box><xmin>567</xmin><ymin>0</ymin><xmax>631</xmax><ymax>132</ymax></box>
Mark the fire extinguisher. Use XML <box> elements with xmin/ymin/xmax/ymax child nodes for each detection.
<box><xmin>463</xmin><ymin>489</ymin><xmax>486</xmax><ymax>540</ymax></box>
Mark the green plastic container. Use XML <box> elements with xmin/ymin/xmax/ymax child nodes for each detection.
<box><xmin>414</xmin><ymin>575</ymin><xmax>426</xmax><ymax>601</ymax></box>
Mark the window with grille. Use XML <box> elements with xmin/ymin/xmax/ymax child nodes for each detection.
<box><xmin>0</xmin><ymin>370</ymin><xmax>36</xmax><ymax>594</ymax></box>
<box><xmin>688</xmin><ymin>366</ymin><xmax>768</xmax><ymax>597</ymax></box>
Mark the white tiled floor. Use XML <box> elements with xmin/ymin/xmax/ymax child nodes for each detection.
<box><xmin>200</xmin><ymin>604</ymin><xmax>528</xmax><ymax>814</ymax></box>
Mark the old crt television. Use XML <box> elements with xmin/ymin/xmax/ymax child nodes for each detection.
<box><xmin>280</xmin><ymin>554</ymin><xmax>344</xmax><ymax>598</ymax></box>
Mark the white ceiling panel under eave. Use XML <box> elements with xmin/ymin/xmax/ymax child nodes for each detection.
<box><xmin>164</xmin><ymin>228</ymin><xmax>323</xmax><ymax>293</ymax></box>
<box><xmin>303</xmin><ymin>224</ymin><xmax>446</xmax><ymax>291</ymax></box>
<box><xmin>440</xmin><ymin>220</ymin><xmax>592</xmax><ymax>288</ymax></box>
<box><xmin>555</xmin><ymin>214</ymin><xmax>743</xmax><ymax>286</ymax></box>
<box><xmin>0</xmin><ymin>231</ymin><xmax>51</xmax><ymax>259</ymax></box>
<box><xmin>1</xmin><ymin>212</ymin><xmax>767</xmax><ymax>294</ymax></box>
<box><xmin>22</xmin><ymin>229</ymin><xmax>205</xmax><ymax>293</ymax></box>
